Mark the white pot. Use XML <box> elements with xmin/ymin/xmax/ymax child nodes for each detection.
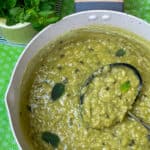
<box><xmin>5</xmin><ymin>10</ymin><xmax>150</xmax><ymax>149</ymax></box>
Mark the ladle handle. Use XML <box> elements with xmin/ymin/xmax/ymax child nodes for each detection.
<box><xmin>75</xmin><ymin>0</ymin><xmax>124</xmax><ymax>12</ymax></box>
<box><xmin>128</xmin><ymin>111</ymin><xmax>150</xmax><ymax>131</ymax></box>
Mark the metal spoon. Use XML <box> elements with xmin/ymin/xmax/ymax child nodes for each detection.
<box><xmin>80</xmin><ymin>63</ymin><xmax>150</xmax><ymax>130</ymax></box>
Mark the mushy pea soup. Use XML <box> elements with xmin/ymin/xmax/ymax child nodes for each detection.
<box><xmin>20</xmin><ymin>26</ymin><xmax>150</xmax><ymax>150</ymax></box>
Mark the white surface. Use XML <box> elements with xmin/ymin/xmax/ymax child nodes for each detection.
<box><xmin>0</xmin><ymin>18</ymin><xmax>30</xmax><ymax>29</ymax></box>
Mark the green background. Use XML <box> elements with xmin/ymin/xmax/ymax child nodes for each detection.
<box><xmin>0</xmin><ymin>0</ymin><xmax>150</xmax><ymax>149</ymax></box>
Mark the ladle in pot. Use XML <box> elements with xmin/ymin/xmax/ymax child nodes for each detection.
<box><xmin>80</xmin><ymin>63</ymin><xmax>150</xmax><ymax>130</ymax></box>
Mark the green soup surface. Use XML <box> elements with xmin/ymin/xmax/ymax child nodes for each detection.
<box><xmin>20</xmin><ymin>26</ymin><xmax>150</xmax><ymax>150</ymax></box>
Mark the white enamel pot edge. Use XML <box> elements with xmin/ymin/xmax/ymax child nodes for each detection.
<box><xmin>5</xmin><ymin>10</ymin><xmax>150</xmax><ymax>150</ymax></box>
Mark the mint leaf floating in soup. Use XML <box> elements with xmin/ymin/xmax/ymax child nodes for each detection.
<box><xmin>120</xmin><ymin>80</ymin><xmax>131</xmax><ymax>92</ymax></box>
<box><xmin>51</xmin><ymin>83</ymin><xmax>65</xmax><ymax>101</ymax></box>
<box><xmin>42</xmin><ymin>132</ymin><xmax>60</xmax><ymax>148</ymax></box>
<box><xmin>115</xmin><ymin>49</ymin><xmax>126</xmax><ymax>57</ymax></box>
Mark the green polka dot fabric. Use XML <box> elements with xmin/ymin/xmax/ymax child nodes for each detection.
<box><xmin>0</xmin><ymin>43</ymin><xmax>24</xmax><ymax>150</ymax></box>
<box><xmin>0</xmin><ymin>0</ymin><xmax>150</xmax><ymax>149</ymax></box>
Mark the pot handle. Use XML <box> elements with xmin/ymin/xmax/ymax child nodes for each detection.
<box><xmin>75</xmin><ymin>0</ymin><xmax>124</xmax><ymax>12</ymax></box>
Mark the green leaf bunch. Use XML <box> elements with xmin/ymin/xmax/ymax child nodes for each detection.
<box><xmin>0</xmin><ymin>0</ymin><xmax>60</xmax><ymax>30</ymax></box>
